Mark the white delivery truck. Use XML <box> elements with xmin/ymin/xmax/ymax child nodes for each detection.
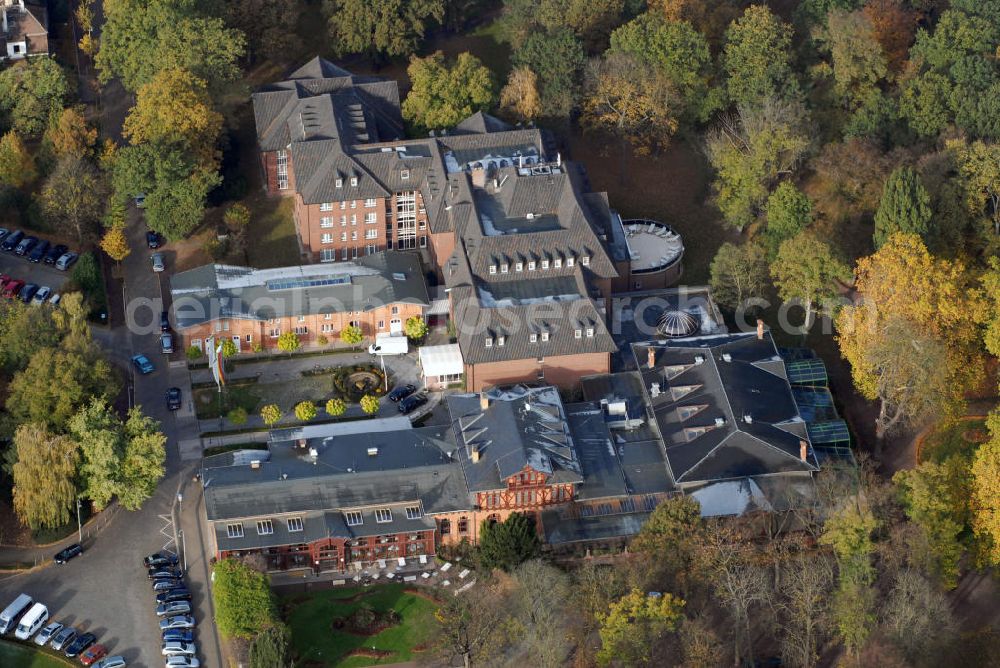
<box><xmin>14</xmin><ymin>602</ymin><xmax>48</xmax><ymax>640</ymax></box>
<box><xmin>368</xmin><ymin>333</ymin><xmax>408</xmax><ymax>356</ymax></box>
<box><xmin>0</xmin><ymin>593</ymin><xmax>33</xmax><ymax>635</ymax></box>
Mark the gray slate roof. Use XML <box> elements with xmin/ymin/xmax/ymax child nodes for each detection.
<box><xmin>632</xmin><ymin>331</ymin><xmax>819</xmax><ymax>485</ymax></box>
<box><xmin>169</xmin><ymin>252</ymin><xmax>429</xmax><ymax>329</ymax></box>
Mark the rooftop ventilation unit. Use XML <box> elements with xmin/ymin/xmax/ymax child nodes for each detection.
<box><xmin>650</xmin><ymin>382</ymin><xmax>661</xmax><ymax>398</ymax></box>
<box><xmin>715</xmin><ymin>417</ymin><xmax>725</xmax><ymax>427</ymax></box>
<box><xmin>308</xmin><ymin>447</ymin><xmax>318</xmax><ymax>458</ymax></box>
<box><xmin>743</xmin><ymin>414</ymin><xmax>753</xmax><ymax>424</ymax></box>
<box><xmin>722</xmin><ymin>353</ymin><xmax>732</xmax><ymax>362</ymax></box>
<box><xmin>694</xmin><ymin>355</ymin><xmax>705</xmax><ymax>365</ymax></box>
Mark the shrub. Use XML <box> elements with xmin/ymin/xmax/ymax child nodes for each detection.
<box><xmin>360</xmin><ymin>395</ymin><xmax>380</xmax><ymax>414</ymax></box>
<box><xmin>404</xmin><ymin>315</ymin><xmax>428</xmax><ymax>341</ymax></box>
<box><xmin>251</xmin><ymin>341</ymin><xmax>263</xmax><ymax>353</ymax></box>
<box><xmin>227</xmin><ymin>407</ymin><xmax>248</xmax><ymax>425</ymax></box>
<box><xmin>212</xmin><ymin>558</ymin><xmax>276</xmax><ymax>639</ymax></box>
<box><xmin>260</xmin><ymin>404</ymin><xmax>282</xmax><ymax>426</ymax></box>
<box><xmin>316</xmin><ymin>334</ymin><xmax>328</xmax><ymax>346</ymax></box>
<box><xmin>325</xmin><ymin>398</ymin><xmax>346</xmax><ymax>417</ymax></box>
<box><xmin>294</xmin><ymin>400</ymin><xmax>317</xmax><ymax>421</ymax></box>
<box><xmin>186</xmin><ymin>345</ymin><xmax>203</xmax><ymax>361</ymax></box>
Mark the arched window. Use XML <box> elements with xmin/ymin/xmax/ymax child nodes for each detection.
<box><xmin>439</xmin><ymin>519</ymin><xmax>451</xmax><ymax>535</ymax></box>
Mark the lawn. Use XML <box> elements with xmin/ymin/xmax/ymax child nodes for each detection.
<box><xmin>193</xmin><ymin>382</ymin><xmax>262</xmax><ymax>420</ymax></box>
<box><xmin>920</xmin><ymin>417</ymin><xmax>989</xmax><ymax>463</ymax></box>
<box><xmin>282</xmin><ymin>584</ymin><xmax>439</xmax><ymax>667</ymax></box>
<box><xmin>0</xmin><ymin>640</ymin><xmax>75</xmax><ymax>668</ymax></box>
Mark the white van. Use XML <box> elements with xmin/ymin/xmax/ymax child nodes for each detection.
<box><xmin>0</xmin><ymin>593</ymin><xmax>32</xmax><ymax>634</ymax></box>
<box><xmin>14</xmin><ymin>602</ymin><xmax>47</xmax><ymax>640</ymax></box>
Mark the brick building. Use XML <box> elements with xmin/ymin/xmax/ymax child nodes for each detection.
<box><xmin>252</xmin><ymin>58</ymin><xmax>687</xmax><ymax>389</ymax></box>
<box><xmin>168</xmin><ymin>251</ymin><xmax>428</xmax><ymax>353</ymax></box>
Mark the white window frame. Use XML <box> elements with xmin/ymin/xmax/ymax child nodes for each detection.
<box><xmin>401</xmin><ymin>169</ymin><xmax>410</xmax><ymax>180</ymax></box>
<box><xmin>586</xmin><ymin>327</ymin><xmax>594</xmax><ymax>337</ymax></box>
<box><xmin>276</xmin><ymin>150</ymin><xmax>289</xmax><ymax>190</ymax></box>
<box><xmin>375</xmin><ymin>508</ymin><xmax>393</xmax><ymax>523</ymax></box>
<box><xmin>320</xmin><ymin>202</ymin><xmax>333</xmax><ymax>211</ymax></box>
<box><xmin>365</xmin><ymin>229</ymin><xmax>378</xmax><ymax>239</ymax></box>
<box><xmin>581</xmin><ymin>255</ymin><xmax>590</xmax><ymax>266</ymax></box>
<box><xmin>320</xmin><ymin>217</ymin><xmax>333</xmax><ymax>228</ymax></box>
<box><xmin>365</xmin><ymin>198</ymin><xmax>377</xmax><ymax>208</ymax></box>
<box><xmin>345</xmin><ymin>511</ymin><xmax>363</xmax><ymax>526</ymax></box>
<box><xmin>365</xmin><ymin>212</ymin><xmax>377</xmax><ymax>224</ymax></box>
<box><xmin>405</xmin><ymin>506</ymin><xmax>421</xmax><ymax>520</ymax></box>
<box><xmin>335</xmin><ymin>178</ymin><xmax>343</xmax><ymax>188</ymax></box>
<box><xmin>350</xmin><ymin>176</ymin><xmax>358</xmax><ymax>187</ymax></box>
<box><xmin>541</xmin><ymin>331</ymin><xmax>549</xmax><ymax>342</ymax></box>
<box><xmin>287</xmin><ymin>517</ymin><xmax>303</xmax><ymax>533</ymax></box>
<box><xmin>321</xmin><ymin>233</ymin><xmax>333</xmax><ymax>244</ymax></box>
<box><xmin>226</xmin><ymin>523</ymin><xmax>244</xmax><ymax>538</ymax></box>
<box><xmin>528</xmin><ymin>260</ymin><xmax>536</xmax><ymax>271</ymax></box>
<box><xmin>574</xmin><ymin>329</ymin><xmax>582</xmax><ymax>339</ymax></box>
<box><xmin>485</xmin><ymin>337</ymin><xmax>493</xmax><ymax>348</ymax></box>
<box><xmin>256</xmin><ymin>519</ymin><xmax>274</xmax><ymax>536</ymax></box>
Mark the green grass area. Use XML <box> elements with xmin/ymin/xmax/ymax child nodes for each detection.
<box><xmin>30</xmin><ymin>502</ymin><xmax>90</xmax><ymax>545</ymax></box>
<box><xmin>921</xmin><ymin>418</ymin><xmax>989</xmax><ymax>463</ymax></box>
<box><xmin>282</xmin><ymin>584</ymin><xmax>438</xmax><ymax>667</ymax></box>
<box><xmin>0</xmin><ymin>640</ymin><xmax>76</xmax><ymax>668</ymax></box>
<box><xmin>193</xmin><ymin>384</ymin><xmax>262</xmax><ymax>420</ymax></box>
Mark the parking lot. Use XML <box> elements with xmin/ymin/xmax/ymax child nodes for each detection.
<box><xmin>0</xmin><ymin>238</ymin><xmax>74</xmax><ymax>297</ymax></box>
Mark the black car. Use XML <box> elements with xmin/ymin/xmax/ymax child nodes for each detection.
<box><xmin>144</xmin><ymin>552</ymin><xmax>180</xmax><ymax>569</ymax></box>
<box><xmin>19</xmin><ymin>283</ymin><xmax>38</xmax><ymax>303</ymax></box>
<box><xmin>148</xmin><ymin>566</ymin><xmax>183</xmax><ymax>580</ymax></box>
<box><xmin>156</xmin><ymin>589</ymin><xmax>192</xmax><ymax>604</ymax></box>
<box><xmin>44</xmin><ymin>244</ymin><xmax>68</xmax><ymax>265</ymax></box>
<box><xmin>161</xmin><ymin>629</ymin><xmax>194</xmax><ymax>644</ymax></box>
<box><xmin>388</xmin><ymin>384</ymin><xmax>417</xmax><ymax>402</ymax></box>
<box><xmin>1</xmin><ymin>229</ymin><xmax>23</xmax><ymax>251</ymax></box>
<box><xmin>64</xmin><ymin>632</ymin><xmax>97</xmax><ymax>658</ymax></box>
<box><xmin>28</xmin><ymin>239</ymin><xmax>50</xmax><ymax>263</ymax></box>
<box><xmin>152</xmin><ymin>578</ymin><xmax>184</xmax><ymax>592</ymax></box>
<box><xmin>15</xmin><ymin>235</ymin><xmax>37</xmax><ymax>256</ymax></box>
<box><xmin>146</xmin><ymin>231</ymin><xmax>161</xmax><ymax>249</ymax></box>
<box><xmin>166</xmin><ymin>387</ymin><xmax>182</xmax><ymax>411</ymax></box>
<box><xmin>54</xmin><ymin>543</ymin><xmax>83</xmax><ymax>564</ymax></box>
<box><xmin>160</xmin><ymin>310</ymin><xmax>170</xmax><ymax>331</ymax></box>
<box><xmin>398</xmin><ymin>393</ymin><xmax>428</xmax><ymax>414</ymax></box>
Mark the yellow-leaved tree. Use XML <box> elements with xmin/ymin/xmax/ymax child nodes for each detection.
<box><xmin>597</xmin><ymin>588</ymin><xmax>685</xmax><ymax>666</ymax></box>
<box><xmin>100</xmin><ymin>226</ymin><xmax>131</xmax><ymax>265</ymax></box>
<box><xmin>971</xmin><ymin>258</ymin><xmax>1000</xmax><ymax>565</ymax></box>
<box><xmin>836</xmin><ymin>233</ymin><xmax>986</xmax><ymax>441</ymax></box>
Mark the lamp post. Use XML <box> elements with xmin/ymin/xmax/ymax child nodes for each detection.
<box><xmin>76</xmin><ymin>497</ymin><xmax>82</xmax><ymax>544</ymax></box>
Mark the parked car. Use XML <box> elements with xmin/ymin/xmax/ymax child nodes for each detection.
<box><xmin>50</xmin><ymin>626</ymin><xmax>77</xmax><ymax>651</ymax></box>
<box><xmin>56</xmin><ymin>252</ymin><xmax>79</xmax><ymax>270</ymax></box>
<box><xmin>34</xmin><ymin>622</ymin><xmax>63</xmax><ymax>646</ymax></box>
<box><xmin>143</xmin><ymin>552</ymin><xmax>179</xmax><ymax>569</ymax></box>
<box><xmin>134</xmin><ymin>193</ymin><xmax>146</xmax><ymax>208</ymax></box>
<box><xmin>3</xmin><ymin>279</ymin><xmax>24</xmax><ymax>299</ymax></box>
<box><xmin>19</xmin><ymin>283</ymin><xmax>38</xmax><ymax>303</ymax></box>
<box><xmin>155</xmin><ymin>601</ymin><xmax>191</xmax><ymax>617</ymax></box>
<box><xmin>166</xmin><ymin>388</ymin><xmax>182</xmax><ymax>411</ymax></box>
<box><xmin>160</xmin><ymin>311</ymin><xmax>170</xmax><ymax>331</ymax></box>
<box><xmin>80</xmin><ymin>643</ymin><xmax>108</xmax><ymax>666</ymax></box>
<box><xmin>161</xmin><ymin>629</ymin><xmax>193</xmax><ymax>644</ymax></box>
<box><xmin>54</xmin><ymin>543</ymin><xmax>83</xmax><ymax>564</ymax></box>
<box><xmin>15</xmin><ymin>235</ymin><xmax>37</xmax><ymax>256</ymax></box>
<box><xmin>131</xmin><ymin>354</ymin><xmax>154</xmax><ymax>375</ymax></box>
<box><xmin>28</xmin><ymin>239</ymin><xmax>50</xmax><ymax>263</ymax></box>
<box><xmin>151</xmin><ymin>253</ymin><xmax>164</xmax><ymax>272</ymax></box>
<box><xmin>161</xmin><ymin>641</ymin><xmax>196</xmax><ymax>657</ymax></box>
<box><xmin>398</xmin><ymin>393</ymin><xmax>428</xmax><ymax>414</ymax></box>
<box><xmin>0</xmin><ymin>228</ymin><xmax>9</xmax><ymax>243</ymax></box>
<box><xmin>159</xmin><ymin>615</ymin><xmax>195</xmax><ymax>631</ymax></box>
<box><xmin>2</xmin><ymin>229</ymin><xmax>24</xmax><ymax>251</ymax></box>
<box><xmin>64</xmin><ymin>631</ymin><xmax>97</xmax><ymax>658</ymax></box>
<box><xmin>44</xmin><ymin>244</ymin><xmax>68</xmax><ymax>265</ymax></box>
<box><xmin>49</xmin><ymin>293</ymin><xmax>61</xmax><ymax>306</ymax></box>
<box><xmin>31</xmin><ymin>286</ymin><xmax>51</xmax><ymax>306</ymax></box>
<box><xmin>152</xmin><ymin>579</ymin><xmax>184</xmax><ymax>592</ymax></box>
<box><xmin>388</xmin><ymin>384</ymin><xmax>417</xmax><ymax>402</ymax></box>
<box><xmin>164</xmin><ymin>657</ymin><xmax>199</xmax><ymax>668</ymax></box>
<box><xmin>160</xmin><ymin>332</ymin><xmax>174</xmax><ymax>354</ymax></box>
<box><xmin>146</xmin><ymin>231</ymin><xmax>161</xmax><ymax>248</ymax></box>
<box><xmin>148</xmin><ymin>566</ymin><xmax>182</xmax><ymax>580</ymax></box>
<box><xmin>156</xmin><ymin>589</ymin><xmax>191</xmax><ymax>605</ymax></box>
<box><xmin>94</xmin><ymin>656</ymin><xmax>126</xmax><ymax>668</ymax></box>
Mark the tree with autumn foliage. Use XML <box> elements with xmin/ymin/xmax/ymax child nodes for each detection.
<box><xmin>499</xmin><ymin>66</ymin><xmax>541</xmax><ymax>123</ymax></box>
<box><xmin>971</xmin><ymin>259</ymin><xmax>1000</xmax><ymax>566</ymax></box>
<box><xmin>100</xmin><ymin>226</ymin><xmax>131</xmax><ymax>265</ymax></box>
<box><xmin>862</xmin><ymin>0</ymin><xmax>917</xmax><ymax>74</ymax></box>
<box><xmin>836</xmin><ymin>233</ymin><xmax>986</xmax><ymax>440</ymax></box>
<box><xmin>402</xmin><ymin>52</ymin><xmax>496</xmax><ymax>134</ymax></box>
<box><xmin>597</xmin><ymin>588</ymin><xmax>685</xmax><ymax>667</ymax></box>
<box><xmin>0</xmin><ymin>131</ymin><xmax>35</xmax><ymax>187</ymax></box>
<box><xmin>45</xmin><ymin>107</ymin><xmax>98</xmax><ymax>160</ymax></box>
<box><xmin>722</xmin><ymin>5</ymin><xmax>798</xmax><ymax>107</ymax></box>
<box><xmin>40</xmin><ymin>157</ymin><xmax>107</xmax><ymax>242</ymax></box>
<box><xmin>580</xmin><ymin>51</ymin><xmax>679</xmax><ymax>158</ymax></box>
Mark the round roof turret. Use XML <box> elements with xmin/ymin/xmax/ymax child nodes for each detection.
<box><xmin>657</xmin><ymin>310</ymin><xmax>699</xmax><ymax>338</ymax></box>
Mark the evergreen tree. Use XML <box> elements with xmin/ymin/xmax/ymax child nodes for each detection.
<box><xmin>873</xmin><ymin>166</ymin><xmax>934</xmax><ymax>248</ymax></box>
<box><xmin>478</xmin><ymin>512</ymin><xmax>541</xmax><ymax>571</ymax></box>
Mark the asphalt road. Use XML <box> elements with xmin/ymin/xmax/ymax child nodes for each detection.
<box><xmin>0</xmin><ymin>209</ymin><xmax>221</xmax><ymax>668</ymax></box>
<box><xmin>0</xmin><ymin>246</ymin><xmax>72</xmax><ymax>296</ymax></box>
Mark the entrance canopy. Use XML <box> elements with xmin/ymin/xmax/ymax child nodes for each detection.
<box><xmin>419</xmin><ymin>344</ymin><xmax>464</xmax><ymax>378</ymax></box>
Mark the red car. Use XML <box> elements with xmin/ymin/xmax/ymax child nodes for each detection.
<box><xmin>3</xmin><ymin>279</ymin><xmax>24</xmax><ymax>299</ymax></box>
<box><xmin>80</xmin><ymin>644</ymin><xmax>108</xmax><ymax>666</ymax></box>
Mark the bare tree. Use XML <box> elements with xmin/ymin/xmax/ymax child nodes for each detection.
<box><xmin>777</xmin><ymin>555</ymin><xmax>834</xmax><ymax>668</ymax></box>
<box><xmin>509</xmin><ymin>560</ymin><xmax>574</xmax><ymax>668</ymax></box>
<box><xmin>881</xmin><ymin>569</ymin><xmax>957</xmax><ymax>665</ymax></box>
<box><xmin>430</xmin><ymin>580</ymin><xmax>509</xmax><ymax>668</ymax></box>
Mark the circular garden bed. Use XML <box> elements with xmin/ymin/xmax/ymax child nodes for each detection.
<box><xmin>332</xmin><ymin>364</ymin><xmax>388</xmax><ymax>402</ymax></box>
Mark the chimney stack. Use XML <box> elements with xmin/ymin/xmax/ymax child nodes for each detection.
<box><xmin>799</xmin><ymin>440</ymin><xmax>808</xmax><ymax>462</ymax></box>
<box><xmin>470</xmin><ymin>445</ymin><xmax>481</xmax><ymax>463</ymax></box>
<box><xmin>479</xmin><ymin>391</ymin><xmax>489</xmax><ymax>411</ymax></box>
<box><xmin>756</xmin><ymin>319</ymin><xmax>765</xmax><ymax>340</ymax></box>
<box><xmin>647</xmin><ymin>347</ymin><xmax>656</xmax><ymax>369</ymax></box>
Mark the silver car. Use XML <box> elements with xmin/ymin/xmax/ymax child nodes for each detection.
<box><xmin>159</xmin><ymin>615</ymin><xmax>195</xmax><ymax>630</ymax></box>
<box><xmin>34</xmin><ymin>622</ymin><xmax>63</xmax><ymax>646</ymax></box>
<box><xmin>95</xmin><ymin>657</ymin><xmax>126</xmax><ymax>668</ymax></box>
<box><xmin>156</xmin><ymin>600</ymin><xmax>191</xmax><ymax>617</ymax></box>
<box><xmin>151</xmin><ymin>252</ymin><xmax>165</xmax><ymax>272</ymax></box>
<box><xmin>161</xmin><ymin>641</ymin><xmax>196</xmax><ymax>656</ymax></box>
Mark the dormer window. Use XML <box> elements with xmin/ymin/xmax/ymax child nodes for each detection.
<box><xmin>497</xmin><ymin>335</ymin><xmax>505</xmax><ymax>347</ymax></box>
<box><xmin>530</xmin><ymin>332</ymin><xmax>537</xmax><ymax>343</ymax></box>
<box><xmin>541</xmin><ymin>331</ymin><xmax>549</xmax><ymax>342</ymax></box>
<box><xmin>335</xmin><ymin>178</ymin><xmax>343</xmax><ymax>188</ymax></box>
<box><xmin>485</xmin><ymin>337</ymin><xmax>493</xmax><ymax>348</ymax></box>
<box><xmin>489</xmin><ymin>264</ymin><xmax>497</xmax><ymax>274</ymax></box>
<box><xmin>515</xmin><ymin>262</ymin><xmax>523</xmax><ymax>272</ymax></box>
<box><xmin>528</xmin><ymin>260</ymin><xmax>536</xmax><ymax>271</ymax></box>
<box><xmin>567</xmin><ymin>256</ymin><xmax>575</xmax><ymax>267</ymax></box>
<box><xmin>581</xmin><ymin>255</ymin><xmax>591</xmax><ymax>266</ymax></box>
<box><xmin>500</xmin><ymin>263</ymin><xmax>509</xmax><ymax>273</ymax></box>
<box><xmin>350</xmin><ymin>176</ymin><xmax>358</xmax><ymax>187</ymax></box>
<box><xmin>554</xmin><ymin>257</ymin><xmax>562</xmax><ymax>268</ymax></box>
<box><xmin>401</xmin><ymin>169</ymin><xmax>410</xmax><ymax>180</ymax></box>
<box><xmin>586</xmin><ymin>327</ymin><xmax>594</xmax><ymax>337</ymax></box>
<box><xmin>574</xmin><ymin>328</ymin><xmax>582</xmax><ymax>339</ymax></box>
<box><xmin>541</xmin><ymin>259</ymin><xmax>550</xmax><ymax>270</ymax></box>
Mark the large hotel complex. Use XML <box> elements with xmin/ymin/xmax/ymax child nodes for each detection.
<box><xmin>186</xmin><ymin>58</ymin><xmax>851</xmax><ymax>571</ymax></box>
